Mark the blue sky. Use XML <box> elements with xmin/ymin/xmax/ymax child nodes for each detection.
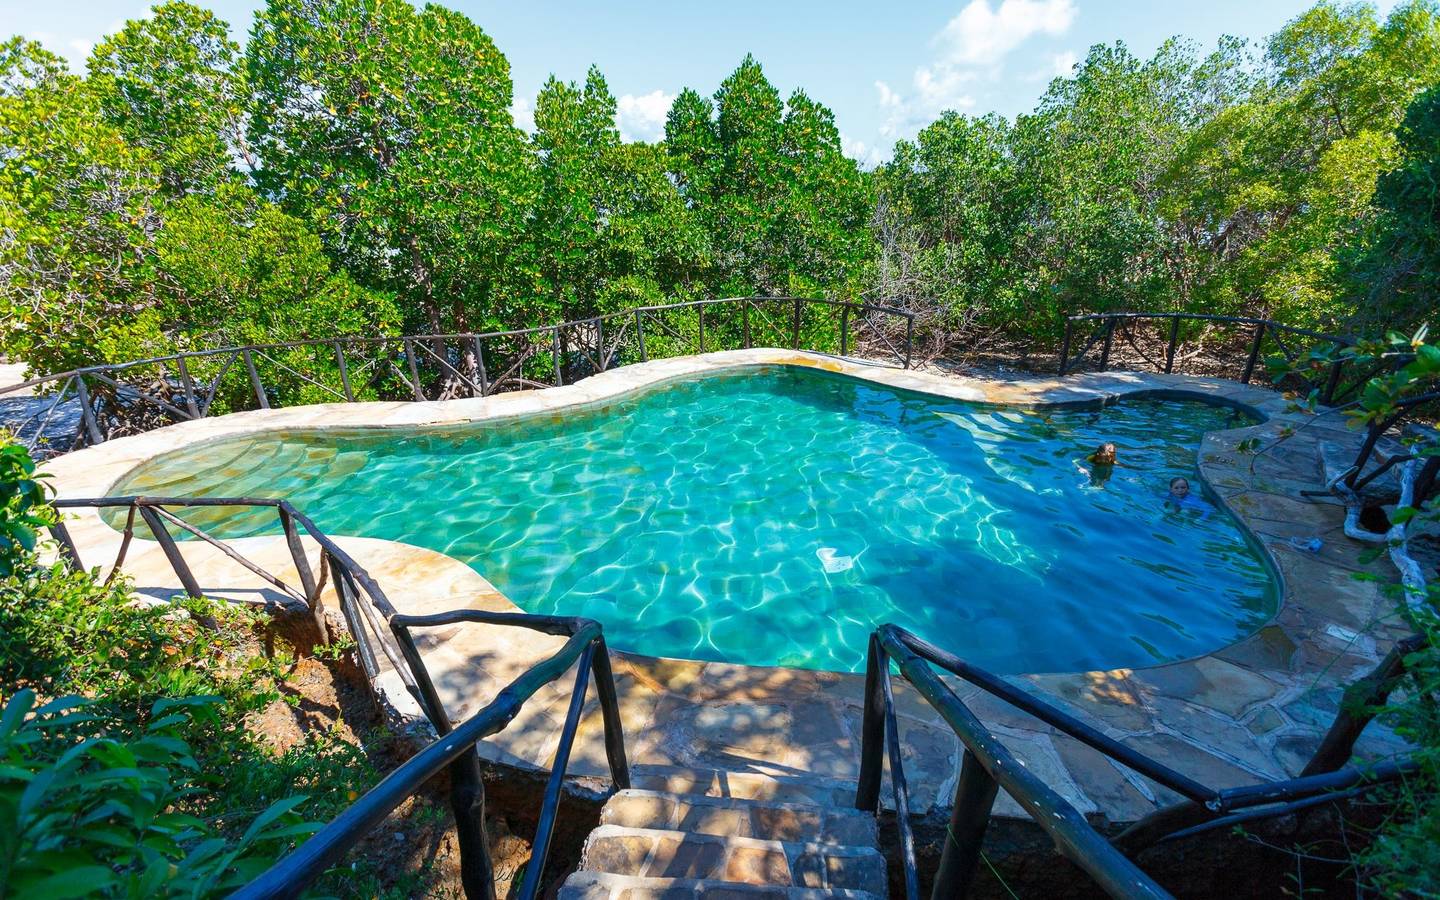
<box><xmin>3</xmin><ymin>0</ymin><xmax>1401</xmax><ymax>165</ymax></box>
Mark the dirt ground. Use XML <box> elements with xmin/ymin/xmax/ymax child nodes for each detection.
<box><xmin>242</xmin><ymin>617</ymin><xmax>547</xmax><ymax>899</ymax></box>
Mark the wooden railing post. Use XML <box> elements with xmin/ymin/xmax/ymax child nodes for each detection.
<box><xmin>1164</xmin><ymin>317</ymin><xmax>1181</xmax><ymax>374</ymax></box>
<box><xmin>590</xmin><ymin>640</ymin><xmax>632</xmax><ymax>789</ymax></box>
<box><xmin>855</xmin><ymin>634</ymin><xmax>887</xmax><ymax>813</ymax></box>
<box><xmin>279</xmin><ymin>505</ymin><xmax>327</xmax><ymax>644</ymax></box>
<box><xmin>471</xmin><ymin>336</ymin><xmax>489</xmax><ymax>396</ymax></box>
<box><xmin>74</xmin><ymin>375</ymin><xmax>104</xmax><ymax>445</ymax></box>
<box><xmin>931</xmin><ymin>750</ymin><xmax>1000</xmax><ymax>899</ymax></box>
<box><xmin>743</xmin><ymin>300</ymin><xmax>752</xmax><ymax>349</ymax></box>
<box><xmin>904</xmin><ymin>315</ymin><xmax>915</xmax><ymax>369</ymax></box>
<box><xmin>840</xmin><ymin>305</ymin><xmax>850</xmax><ymax>356</ymax></box>
<box><xmin>388</xmin><ymin>619</ymin><xmax>497</xmax><ymax>900</ymax></box>
<box><xmin>243</xmin><ymin>349</ymin><xmax>270</xmax><ymax>409</ymax></box>
<box><xmin>635</xmin><ymin>310</ymin><xmax>648</xmax><ymax>362</ymax></box>
<box><xmin>596</xmin><ymin>318</ymin><xmax>606</xmax><ymax>371</ymax></box>
<box><xmin>137</xmin><ymin>505</ymin><xmax>203</xmax><ymax>599</ymax></box>
<box><xmin>333</xmin><ymin>341</ymin><xmax>354</xmax><ymax>401</ymax></box>
<box><xmin>176</xmin><ymin>356</ymin><xmax>201</xmax><ymax>418</ymax></box>
<box><xmin>452</xmin><ymin>752</ymin><xmax>497</xmax><ymax>900</ymax></box>
<box><xmin>49</xmin><ymin>520</ymin><xmax>85</xmax><ymax>570</ymax></box>
<box><xmin>552</xmin><ymin>328</ymin><xmax>564</xmax><ymax>386</ymax></box>
<box><xmin>1322</xmin><ymin>358</ymin><xmax>1345</xmax><ymax>406</ymax></box>
<box><xmin>403</xmin><ymin>339</ymin><xmax>425</xmax><ymax>401</ymax></box>
<box><xmin>1098</xmin><ymin>318</ymin><xmax>1116</xmax><ymax>371</ymax></box>
<box><xmin>1241</xmin><ymin>322</ymin><xmax>1266</xmax><ymax>384</ymax></box>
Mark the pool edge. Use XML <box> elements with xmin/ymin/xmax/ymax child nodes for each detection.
<box><xmin>38</xmin><ymin>348</ymin><xmax>1405</xmax><ymax>825</ymax></box>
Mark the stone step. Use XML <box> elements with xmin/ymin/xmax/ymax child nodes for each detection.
<box><xmin>559</xmin><ymin>870</ymin><xmax>884</xmax><ymax>899</ymax></box>
<box><xmin>628</xmin><ymin>765</ymin><xmax>858</xmax><ymax>808</ymax></box>
<box><xmin>578</xmin><ymin>824</ymin><xmax>886</xmax><ymax>893</ymax></box>
<box><xmin>601</xmin><ymin>789</ymin><xmax>877</xmax><ymax>846</ymax></box>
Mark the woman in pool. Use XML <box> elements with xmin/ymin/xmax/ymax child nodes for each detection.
<box><xmin>1077</xmin><ymin>442</ymin><xmax>1119</xmax><ymax>487</ymax></box>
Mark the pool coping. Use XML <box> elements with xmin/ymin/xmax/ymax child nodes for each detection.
<box><xmin>39</xmin><ymin>348</ymin><xmax>1413</xmax><ymax>825</ymax></box>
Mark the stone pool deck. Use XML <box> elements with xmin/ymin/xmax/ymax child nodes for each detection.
<box><xmin>40</xmin><ymin>348</ymin><xmax>1414</xmax><ymax>827</ymax></box>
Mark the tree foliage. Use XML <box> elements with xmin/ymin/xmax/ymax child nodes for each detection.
<box><xmin>247</xmin><ymin>0</ymin><xmax>537</xmax><ymax>334</ymax></box>
<box><xmin>0</xmin><ymin>5</ymin><xmax>393</xmax><ymax>375</ymax></box>
<box><xmin>1</xmin><ymin>0</ymin><xmax>1437</xmax><ymax>360</ymax></box>
<box><xmin>1347</xmin><ymin>84</ymin><xmax>1440</xmax><ymax>328</ymax></box>
<box><xmin>666</xmin><ymin>55</ymin><xmax>870</xmax><ymax>297</ymax></box>
<box><xmin>878</xmin><ymin>0</ymin><xmax>1440</xmax><ymax>341</ymax></box>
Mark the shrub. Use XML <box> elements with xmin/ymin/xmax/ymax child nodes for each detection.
<box><xmin>0</xmin><ymin>437</ymin><xmax>378</xmax><ymax>896</ymax></box>
<box><xmin>0</xmin><ymin>690</ymin><xmax>321</xmax><ymax>898</ymax></box>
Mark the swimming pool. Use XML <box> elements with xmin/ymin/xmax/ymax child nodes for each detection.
<box><xmin>109</xmin><ymin>365</ymin><xmax>1278</xmax><ymax>674</ymax></box>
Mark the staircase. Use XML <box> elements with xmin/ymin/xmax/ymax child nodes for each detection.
<box><xmin>559</xmin><ymin>767</ymin><xmax>888</xmax><ymax>898</ymax></box>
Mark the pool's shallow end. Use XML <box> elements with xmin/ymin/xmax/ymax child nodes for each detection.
<box><xmin>40</xmin><ymin>348</ymin><xmax>1412</xmax><ymax>825</ymax></box>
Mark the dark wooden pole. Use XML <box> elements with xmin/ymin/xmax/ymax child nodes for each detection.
<box><xmin>931</xmin><ymin>750</ymin><xmax>1000</xmax><ymax>899</ymax></box>
<box><xmin>243</xmin><ymin>350</ymin><xmax>270</xmax><ymax>408</ymax></box>
<box><xmin>403</xmin><ymin>339</ymin><xmax>424</xmax><ymax>400</ymax></box>
<box><xmin>176</xmin><ymin>356</ymin><xmax>201</xmax><ymax>418</ymax></box>
<box><xmin>1098</xmin><ymin>319</ymin><xmax>1116</xmax><ymax>371</ymax></box>
<box><xmin>855</xmin><ymin>634</ymin><xmax>887</xmax><ymax>812</ymax></box>
<box><xmin>1241</xmin><ymin>322</ymin><xmax>1266</xmax><ymax>383</ymax></box>
<box><xmin>137</xmin><ymin>505</ymin><xmax>203</xmax><ymax>599</ymax></box>
<box><xmin>333</xmin><ymin>342</ymin><xmax>354</xmax><ymax>401</ymax></box>
<box><xmin>75</xmin><ymin>376</ymin><xmax>104</xmax><ymax>445</ymax></box>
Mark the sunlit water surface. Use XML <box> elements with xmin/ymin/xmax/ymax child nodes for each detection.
<box><xmin>112</xmin><ymin>366</ymin><xmax>1277</xmax><ymax>673</ymax></box>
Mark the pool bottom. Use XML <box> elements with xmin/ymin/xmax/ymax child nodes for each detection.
<box><xmin>107</xmin><ymin>364</ymin><xmax>1278</xmax><ymax>675</ymax></box>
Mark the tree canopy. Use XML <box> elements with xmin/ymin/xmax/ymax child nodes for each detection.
<box><xmin>1</xmin><ymin>0</ymin><xmax>1437</xmax><ymax>372</ymax></box>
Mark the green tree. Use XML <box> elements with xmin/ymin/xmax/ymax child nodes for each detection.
<box><xmin>1165</xmin><ymin>0</ymin><xmax>1440</xmax><ymax>327</ymax></box>
<box><xmin>1013</xmin><ymin>40</ymin><xmax>1203</xmax><ymax>326</ymax></box>
<box><xmin>589</xmin><ymin>142</ymin><xmax>712</xmax><ymax>311</ymax></box>
<box><xmin>531</xmin><ymin>67</ymin><xmax>622</xmax><ymax>318</ymax></box>
<box><xmin>157</xmin><ymin>185</ymin><xmax>399</xmax><ymax>347</ymax></box>
<box><xmin>0</xmin><ymin>38</ymin><xmax>170</xmax><ymax>372</ymax></box>
<box><xmin>776</xmin><ymin>89</ymin><xmax>872</xmax><ymax>296</ymax></box>
<box><xmin>666</xmin><ymin>56</ymin><xmax>869</xmax><ymax>297</ymax></box>
<box><xmin>873</xmin><ymin>112</ymin><xmax>1022</xmax><ymax>336</ymax></box>
<box><xmin>247</xmin><ymin>0</ymin><xmax>538</xmax><ymax>335</ymax></box>
<box><xmin>530</xmin><ymin>67</ymin><xmax>710</xmax><ymax>317</ymax></box>
<box><xmin>88</xmin><ymin>2</ymin><xmax>252</xmax><ymax>195</ymax></box>
<box><xmin>1346</xmin><ymin>85</ymin><xmax>1440</xmax><ymax>328</ymax></box>
<box><xmin>0</xmin><ymin>16</ymin><xmax>392</xmax><ymax>380</ymax></box>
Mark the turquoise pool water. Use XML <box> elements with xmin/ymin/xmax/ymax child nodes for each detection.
<box><xmin>111</xmin><ymin>366</ymin><xmax>1277</xmax><ymax>674</ymax></box>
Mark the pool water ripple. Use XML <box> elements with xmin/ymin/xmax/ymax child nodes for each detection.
<box><xmin>112</xmin><ymin>366</ymin><xmax>1278</xmax><ymax>673</ymax></box>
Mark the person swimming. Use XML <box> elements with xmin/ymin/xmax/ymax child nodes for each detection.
<box><xmin>1088</xmin><ymin>442</ymin><xmax>1118</xmax><ymax>466</ymax></box>
<box><xmin>1078</xmin><ymin>442</ymin><xmax>1118</xmax><ymax>487</ymax></box>
<box><xmin>1167</xmin><ymin>476</ymin><xmax>1213</xmax><ymax>517</ymax></box>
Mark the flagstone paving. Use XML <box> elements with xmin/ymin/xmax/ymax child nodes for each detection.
<box><xmin>40</xmin><ymin>348</ymin><xmax>1414</xmax><ymax>827</ymax></box>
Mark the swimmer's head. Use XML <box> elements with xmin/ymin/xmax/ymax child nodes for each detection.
<box><xmin>1093</xmin><ymin>442</ymin><xmax>1118</xmax><ymax>465</ymax></box>
<box><xmin>1170</xmin><ymin>476</ymin><xmax>1190</xmax><ymax>499</ymax></box>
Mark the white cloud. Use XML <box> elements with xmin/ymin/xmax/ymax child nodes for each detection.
<box><xmin>877</xmin><ymin>69</ymin><xmax>977</xmax><ymax>139</ymax></box>
<box><xmin>1025</xmin><ymin>49</ymin><xmax>1079</xmax><ymax>83</ymax></box>
<box><xmin>935</xmin><ymin>0</ymin><xmax>1077</xmax><ymax>66</ymax></box>
<box><xmin>877</xmin><ymin>0</ymin><xmax>1076</xmax><ymax>142</ymax></box>
<box><xmin>510</xmin><ymin>94</ymin><xmax>534</xmax><ymax>133</ymax></box>
<box><xmin>616</xmin><ymin>90</ymin><xmax>675</xmax><ymax>143</ymax></box>
<box><xmin>911</xmin><ymin>65</ymin><xmax>978</xmax><ymax>114</ymax></box>
<box><xmin>841</xmin><ymin>133</ymin><xmax>885</xmax><ymax>169</ymax></box>
<box><xmin>30</xmin><ymin>31</ymin><xmax>91</xmax><ymax>71</ymax></box>
<box><xmin>876</xmin><ymin>80</ymin><xmax>903</xmax><ymax>110</ymax></box>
